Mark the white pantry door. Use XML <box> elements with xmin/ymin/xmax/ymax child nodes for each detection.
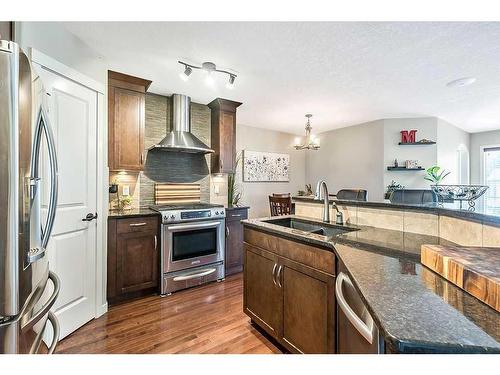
<box><xmin>35</xmin><ymin>63</ymin><xmax>98</xmax><ymax>339</ymax></box>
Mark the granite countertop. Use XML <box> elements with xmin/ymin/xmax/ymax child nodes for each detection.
<box><xmin>293</xmin><ymin>195</ymin><xmax>500</xmax><ymax>227</ymax></box>
<box><xmin>242</xmin><ymin>215</ymin><xmax>500</xmax><ymax>353</ymax></box>
<box><xmin>108</xmin><ymin>207</ymin><xmax>160</xmax><ymax>219</ymax></box>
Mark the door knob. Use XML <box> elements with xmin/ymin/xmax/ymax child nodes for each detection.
<box><xmin>82</xmin><ymin>212</ymin><xmax>98</xmax><ymax>222</ymax></box>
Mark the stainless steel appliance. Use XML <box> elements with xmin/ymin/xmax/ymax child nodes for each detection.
<box><xmin>148</xmin><ymin>94</ymin><xmax>215</xmax><ymax>154</ymax></box>
<box><xmin>336</xmin><ymin>261</ymin><xmax>383</xmax><ymax>353</ymax></box>
<box><xmin>0</xmin><ymin>40</ymin><xmax>60</xmax><ymax>354</ymax></box>
<box><xmin>150</xmin><ymin>203</ymin><xmax>225</xmax><ymax>295</ymax></box>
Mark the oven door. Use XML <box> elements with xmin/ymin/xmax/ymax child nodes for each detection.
<box><xmin>163</xmin><ymin>219</ymin><xmax>224</xmax><ymax>273</ymax></box>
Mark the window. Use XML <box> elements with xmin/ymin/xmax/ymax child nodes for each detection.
<box><xmin>483</xmin><ymin>147</ymin><xmax>500</xmax><ymax>215</ymax></box>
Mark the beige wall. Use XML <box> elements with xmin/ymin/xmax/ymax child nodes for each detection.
<box><xmin>15</xmin><ymin>22</ymin><xmax>107</xmax><ymax>83</ymax></box>
<box><xmin>470</xmin><ymin>129</ymin><xmax>500</xmax><ymax>184</ymax></box>
<box><xmin>236</xmin><ymin>124</ymin><xmax>306</xmax><ymax>218</ymax></box>
<box><xmin>383</xmin><ymin>117</ymin><xmax>437</xmax><ymax>190</ymax></box>
<box><xmin>437</xmin><ymin>118</ymin><xmax>470</xmax><ymax>184</ymax></box>
<box><xmin>305</xmin><ymin>120</ymin><xmax>385</xmax><ymax>200</ymax></box>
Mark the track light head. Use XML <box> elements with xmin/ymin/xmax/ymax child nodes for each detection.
<box><xmin>226</xmin><ymin>75</ymin><xmax>236</xmax><ymax>89</ymax></box>
<box><xmin>179</xmin><ymin>65</ymin><xmax>192</xmax><ymax>81</ymax></box>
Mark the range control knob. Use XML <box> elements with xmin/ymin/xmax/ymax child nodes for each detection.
<box><xmin>170</xmin><ymin>214</ymin><xmax>175</xmax><ymax>219</ymax></box>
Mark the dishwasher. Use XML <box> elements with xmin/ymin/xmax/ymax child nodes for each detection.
<box><xmin>336</xmin><ymin>261</ymin><xmax>383</xmax><ymax>353</ymax></box>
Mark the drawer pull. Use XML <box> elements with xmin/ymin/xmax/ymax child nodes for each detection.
<box><xmin>129</xmin><ymin>222</ymin><xmax>147</xmax><ymax>227</ymax></box>
<box><xmin>230</xmin><ymin>214</ymin><xmax>243</xmax><ymax>217</ymax></box>
<box><xmin>173</xmin><ymin>268</ymin><xmax>216</xmax><ymax>281</ymax></box>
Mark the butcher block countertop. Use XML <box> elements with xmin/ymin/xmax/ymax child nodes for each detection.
<box><xmin>421</xmin><ymin>245</ymin><xmax>500</xmax><ymax>313</ymax></box>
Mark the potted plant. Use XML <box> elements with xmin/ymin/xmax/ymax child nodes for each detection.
<box><xmin>228</xmin><ymin>152</ymin><xmax>243</xmax><ymax>207</ymax></box>
<box><xmin>120</xmin><ymin>195</ymin><xmax>133</xmax><ymax>210</ymax></box>
<box><xmin>385</xmin><ymin>180</ymin><xmax>404</xmax><ymax>200</ymax></box>
<box><xmin>424</xmin><ymin>166</ymin><xmax>450</xmax><ymax>185</ymax></box>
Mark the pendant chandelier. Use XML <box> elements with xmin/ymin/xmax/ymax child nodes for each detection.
<box><xmin>294</xmin><ymin>114</ymin><xmax>320</xmax><ymax>150</ymax></box>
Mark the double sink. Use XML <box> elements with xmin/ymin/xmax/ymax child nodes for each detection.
<box><xmin>263</xmin><ymin>217</ymin><xmax>358</xmax><ymax>238</ymax></box>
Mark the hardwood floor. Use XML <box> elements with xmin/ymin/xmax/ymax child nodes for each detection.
<box><xmin>56</xmin><ymin>273</ymin><xmax>282</xmax><ymax>354</ymax></box>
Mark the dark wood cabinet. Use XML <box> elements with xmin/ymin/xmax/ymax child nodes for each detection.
<box><xmin>243</xmin><ymin>227</ymin><xmax>336</xmax><ymax>353</ymax></box>
<box><xmin>107</xmin><ymin>215</ymin><xmax>159</xmax><ymax>304</ymax></box>
<box><xmin>282</xmin><ymin>266</ymin><xmax>332</xmax><ymax>354</ymax></box>
<box><xmin>108</xmin><ymin>70</ymin><xmax>151</xmax><ymax>171</ymax></box>
<box><xmin>225</xmin><ymin>207</ymin><xmax>248</xmax><ymax>275</ymax></box>
<box><xmin>244</xmin><ymin>245</ymin><xmax>283</xmax><ymax>338</ymax></box>
<box><xmin>0</xmin><ymin>22</ymin><xmax>14</xmax><ymax>41</ymax></box>
<box><xmin>208</xmin><ymin>98</ymin><xmax>242</xmax><ymax>174</ymax></box>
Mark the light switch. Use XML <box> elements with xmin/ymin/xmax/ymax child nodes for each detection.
<box><xmin>122</xmin><ymin>185</ymin><xmax>130</xmax><ymax>196</ymax></box>
<box><xmin>214</xmin><ymin>185</ymin><xmax>220</xmax><ymax>194</ymax></box>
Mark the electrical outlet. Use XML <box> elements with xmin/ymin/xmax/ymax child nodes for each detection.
<box><xmin>122</xmin><ymin>185</ymin><xmax>130</xmax><ymax>196</ymax></box>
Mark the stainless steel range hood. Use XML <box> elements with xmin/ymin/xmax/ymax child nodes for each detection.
<box><xmin>149</xmin><ymin>94</ymin><xmax>214</xmax><ymax>154</ymax></box>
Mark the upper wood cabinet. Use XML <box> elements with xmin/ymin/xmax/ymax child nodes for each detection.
<box><xmin>0</xmin><ymin>22</ymin><xmax>14</xmax><ymax>41</ymax></box>
<box><xmin>108</xmin><ymin>70</ymin><xmax>152</xmax><ymax>171</ymax></box>
<box><xmin>208</xmin><ymin>98</ymin><xmax>242</xmax><ymax>174</ymax></box>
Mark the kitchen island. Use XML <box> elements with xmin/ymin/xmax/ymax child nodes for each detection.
<box><xmin>241</xmin><ymin>215</ymin><xmax>500</xmax><ymax>354</ymax></box>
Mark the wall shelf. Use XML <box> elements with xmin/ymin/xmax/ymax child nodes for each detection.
<box><xmin>398</xmin><ymin>141</ymin><xmax>436</xmax><ymax>145</ymax></box>
<box><xmin>387</xmin><ymin>166</ymin><xmax>425</xmax><ymax>171</ymax></box>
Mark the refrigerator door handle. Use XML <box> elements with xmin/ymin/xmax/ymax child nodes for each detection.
<box><xmin>29</xmin><ymin>311</ymin><xmax>60</xmax><ymax>354</ymax></box>
<box><xmin>31</xmin><ymin>107</ymin><xmax>58</xmax><ymax>251</ymax></box>
<box><xmin>21</xmin><ymin>271</ymin><xmax>60</xmax><ymax>333</ymax></box>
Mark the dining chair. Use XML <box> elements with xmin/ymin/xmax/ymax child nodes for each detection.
<box><xmin>272</xmin><ymin>193</ymin><xmax>291</xmax><ymax>197</ymax></box>
<box><xmin>269</xmin><ymin>195</ymin><xmax>293</xmax><ymax>216</ymax></box>
<box><xmin>336</xmin><ymin>189</ymin><xmax>368</xmax><ymax>201</ymax></box>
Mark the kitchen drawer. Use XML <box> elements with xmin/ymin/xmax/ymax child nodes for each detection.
<box><xmin>116</xmin><ymin>216</ymin><xmax>158</xmax><ymax>234</ymax></box>
<box><xmin>226</xmin><ymin>208</ymin><xmax>248</xmax><ymax>222</ymax></box>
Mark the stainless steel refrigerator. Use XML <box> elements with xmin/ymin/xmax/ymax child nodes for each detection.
<box><xmin>0</xmin><ymin>39</ymin><xmax>60</xmax><ymax>354</ymax></box>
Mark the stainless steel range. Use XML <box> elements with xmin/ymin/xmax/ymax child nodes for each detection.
<box><xmin>150</xmin><ymin>203</ymin><xmax>226</xmax><ymax>295</ymax></box>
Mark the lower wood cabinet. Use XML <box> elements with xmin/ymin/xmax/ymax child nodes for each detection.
<box><xmin>108</xmin><ymin>215</ymin><xmax>160</xmax><ymax>304</ymax></box>
<box><xmin>244</xmin><ymin>248</ymin><xmax>282</xmax><ymax>337</ymax></box>
<box><xmin>225</xmin><ymin>207</ymin><xmax>248</xmax><ymax>275</ymax></box>
<box><xmin>243</xmin><ymin>229</ymin><xmax>336</xmax><ymax>354</ymax></box>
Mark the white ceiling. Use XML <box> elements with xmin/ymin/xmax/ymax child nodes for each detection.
<box><xmin>63</xmin><ymin>22</ymin><xmax>500</xmax><ymax>134</ymax></box>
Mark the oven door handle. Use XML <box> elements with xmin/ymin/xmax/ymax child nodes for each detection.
<box><xmin>173</xmin><ymin>268</ymin><xmax>217</xmax><ymax>281</ymax></box>
<box><xmin>166</xmin><ymin>222</ymin><xmax>221</xmax><ymax>231</ymax></box>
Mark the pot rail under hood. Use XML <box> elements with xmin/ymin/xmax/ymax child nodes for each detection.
<box><xmin>148</xmin><ymin>94</ymin><xmax>214</xmax><ymax>154</ymax></box>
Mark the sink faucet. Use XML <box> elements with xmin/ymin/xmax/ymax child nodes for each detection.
<box><xmin>315</xmin><ymin>180</ymin><xmax>344</xmax><ymax>224</ymax></box>
<box><xmin>332</xmin><ymin>201</ymin><xmax>344</xmax><ymax>225</ymax></box>
<box><xmin>315</xmin><ymin>180</ymin><xmax>330</xmax><ymax>222</ymax></box>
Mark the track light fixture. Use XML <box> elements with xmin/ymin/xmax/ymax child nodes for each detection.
<box><xmin>178</xmin><ymin>60</ymin><xmax>237</xmax><ymax>88</ymax></box>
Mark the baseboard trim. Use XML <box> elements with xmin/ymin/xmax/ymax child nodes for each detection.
<box><xmin>96</xmin><ymin>302</ymin><xmax>108</xmax><ymax>318</ymax></box>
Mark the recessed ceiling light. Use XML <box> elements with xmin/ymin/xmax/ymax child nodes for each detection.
<box><xmin>446</xmin><ymin>77</ymin><xmax>476</xmax><ymax>88</ymax></box>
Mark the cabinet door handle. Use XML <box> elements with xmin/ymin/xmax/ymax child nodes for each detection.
<box><xmin>226</xmin><ymin>227</ymin><xmax>230</xmax><ymax>237</ymax></box>
<box><xmin>140</xmin><ymin>152</ymin><xmax>144</xmax><ymax>165</ymax></box>
<box><xmin>154</xmin><ymin>235</ymin><xmax>157</xmax><ymax>250</ymax></box>
<box><xmin>220</xmin><ymin>157</ymin><xmax>223</xmax><ymax>172</ymax></box>
<box><xmin>129</xmin><ymin>222</ymin><xmax>147</xmax><ymax>227</ymax></box>
<box><xmin>277</xmin><ymin>265</ymin><xmax>283</xmax><ymax>288</ymax></box>
<box><xmin>272</xmin><ymin>263</ymin><xmax>278</xmax><ymax>286</ymax></box>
